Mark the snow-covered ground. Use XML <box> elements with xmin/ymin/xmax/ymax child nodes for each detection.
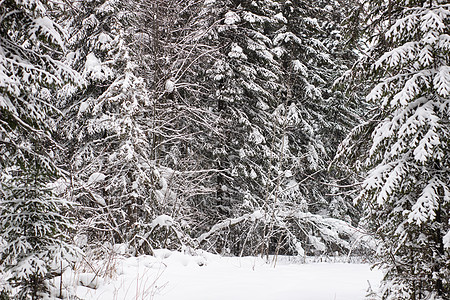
<box><xmin>53</xmin><ymin>250</ymin><xmax>382</xmax><ymax>300</ymax></box>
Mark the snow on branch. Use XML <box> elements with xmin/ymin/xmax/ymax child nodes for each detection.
<box><xmin>197</xmin><ymin>211</ymin><xmax>264</xmax><ymax>243</ymax></box>
<box><xmin>408</xmin><ymin>178</ymin><xmax>441</xmax><ymax>225</ymax></box>
<box><xmin>434</xmin><ymin>66</ymin><xmax>450</xmax><ymax>97</ymax></box>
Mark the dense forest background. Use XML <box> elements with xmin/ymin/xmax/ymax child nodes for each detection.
<box><xmin>0</xmin><ymin>0</ymin><xmax>448</xmax><ymax>299</ymax></box>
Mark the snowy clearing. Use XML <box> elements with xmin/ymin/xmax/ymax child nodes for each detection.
<box><xmin>55</xmin><ymin>250</ymin><xmax>382</xmax><ymax>300</ymax></box>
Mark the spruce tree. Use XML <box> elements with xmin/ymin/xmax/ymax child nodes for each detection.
<box><xmin>338</xmin><ymin>0</ymin><xmax>449</xmax><ymax>298</ymax></box>
<box><xmin>196</xmin><ymin>0</ymin><xmax>371</xmax><ymax>256</ymax></box>
<box><xmin>275</xmin><ymin>0</ymin><xmax>363</xmax><ymax>227</ymax></box>
<box><xmin>0</xmin><ymin>0</ymin><xmax>81</xmax><ymax>298</ymax></box>
<box><xmin>1</xmin><ymin>160</ymin><xmax>76</xmax><ymax>299</ymax></box>
<box><xmin>59</xmin><ymin>0</ymin><xmax>219</xmax><ymax>253</ymax></box>
<box><xmin>58</xmin><ymin>0</ymin><xmax>165</xmax><ymax>251</ymax></box>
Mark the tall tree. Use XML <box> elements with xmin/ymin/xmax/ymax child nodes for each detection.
<box><xmin>337</xmin><ymin>0</ymin><xmax>449</xmax><ymax>298</ymax></box>
<box><xmin>133</xmin><ymin>0</ymin><xmax>224</xmax><ymax>247</ymax></box>
<box><xmin>0</xmin><ymin>0</ymin><xmax>81</xmax><ymax>298</ymax></box>
<box><xmin>198</xmin><ymin>0</ymin><xmax>296</xmax><ymax>255</ymax></box>
<box><xmin>59</xmin><ymin>0</ymin><xmax>220</xmax><ymax>253</ymax></box>
<box><xmin>58</xmin><ymin>0</ymin><xmax>167</xmax><ymax>251</ymax></box>
<box><xmin>275</xmin><ymin>0</ymin><xmax>363</xmax><ymax>226</ymax></box>
<box><xmin>196</xmin><ymin>0</ymin><xmax>371</xmax><ymax>257</ymax></box>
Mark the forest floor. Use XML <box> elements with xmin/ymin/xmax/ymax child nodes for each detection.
<box><xmin>46</xmin><ymin>249</ymin><xmax>383</xmax><ymax>300</ymax></box>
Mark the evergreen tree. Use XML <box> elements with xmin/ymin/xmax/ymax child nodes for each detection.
<box><xmin>196</xmin><ymin>0</ymin><xmax>371</xmax><ymax>256</ymax></box>
<box><xmin>275</xmin><ymin>0</ymin><xmax>363</xmax><ymax>227</ymax></box>
<box><xmin>59</xmin><ymin>0</ymin><xmax>219</xmax><ymax>253</ymax></box>
<box><xmin>198</xmin><ymin>0</ymin><xmax>293</xmax><ymax>255</ymax></box>
<box><xmin>0</xmin><ymin>0</ymin><xmax>81</xmax><ymax>298</ymax></box>
<box><xmin>58</xmin><ymin>0</ymin><xmax>164</xmax><ymax>251</ymax></box>
<box><xmin>338</xmin><ymin>0</ymin><xmax>449</xmax><ymax>298</ymax></box>
<box><xmin>0</xmin><ymin>160</ymin><xmax>75</xmax><ymax>299</ymax></box>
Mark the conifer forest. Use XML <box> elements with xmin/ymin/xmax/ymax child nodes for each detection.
<box><xmin>0</xmin><ymin>0</ymin><xmax>449</xmax><ymax>299</ymax></box>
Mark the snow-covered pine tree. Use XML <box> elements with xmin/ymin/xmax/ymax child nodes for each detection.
<box><xmin>0</xmin><ymin>0</ymin><xmax>81</xmax><ymax>298</ymax></box>
<box><xmin>0</xmin><ymin>160</ymin><xmax>76</xmax><ymax>299</ymax></box>
<box><xmin>58</xmin><ymin>0</ymin><xmax>169</xmax><ymax>252</ymax></box>
<box><xmin>198</xmin><ymin>0</ymin><xmax>294</xmax><ymax>255</ymax></box>
<box><xmin>257</xmin><ymin>0</ymin><xmax>370</xmax><ymax>257</ymax></box>
<box><xmin>59</xmin><ymin>0</ymin><xmax>220</xmax><ymax>253</ymax></box>
<box><xmin>337</xmin><ymin>0</ymin><xmax>449</xmax><ymax>298</ymax></box>
<box><xmin>195</xmin><ymin>0</ymin><xmax>372</xmax><ymax>257</ymax></box>
<box><xmin>274</xmin><ymin>0</ymin><xmax>363</xmax><ymax>230</ymax></box>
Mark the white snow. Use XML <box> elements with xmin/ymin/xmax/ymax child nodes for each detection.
<box><xmin>228</xmin><ymin>43</ymin><xmax>247</xmax><ymax>59</ymax></box>
<box><xmin>83</xmin><ymin>53</ymin><xmax>113</xmax><ymax>80</ymax></box>
<box><xmin>97</xmin><ymin>33</ymin><xmax>111</xmax><ymax>44</ymax></box>
<box><xmin>444</xmin><ymin>229</ymin><xmax>450</xmax><ymax>249</ymax></box>
<box><xmin>408</xmin><ymin>179</ymin><xmax>439</xmax><ymax>225</ymax></box>
<box><xmin>434</xmin><ymin>66</ymin><xmax>450</xmax><ymax>97</ymax></box>
<box><xmin>273</xmin><ymin>13</ymin><xmax>287</xmax><ymax>23</ymax></box>
<box><xmin>46</xmin><ymin>177</ymin><xmax>69</xmax><ymax>194</ymax></box>
<box><xmin>165</xmin><ymin>78</ymin><xmax>175</xmax><ymax>93</ymax></box>
<box><xmin>309</xmin><ymin>235</ymin><xmax>326</xmax><ymax>252</ymax></box>
<box><xmin>33</xmin><ymin>17</ymin><xmax>65</xmax><ymax>50</ymax></box>
<box><xmin>78</xmin><ymin>273</ymin><xmax>103</xmax><ymax>289</ymax></box>
<box><xmin>295</xmin><ymin>242</ymin><xmax>305</xmax><ymax>257</ymax></box>
<box><xmin>87</xmin><ymin>172</ymin><xmax>106</xmax><ymax>185</ymax></box>
<box><xmin>224</xmin><ymin>11</ymin><xmax>240</xmax><ymax>25</ymax></box>
<box><xmin>249</xmin><ymin>128</ymin><xmax>265</xmax><ymax>144</ymax></box>
<box><xmin>78</xmin><ymin>101</ymin><xmax>90</xmax><ymax>115</ymax></box>
<box><xmin>91</xmin><ymin>193</ymin><xmax>106</xmax><ymax>206</ymax></box>
<box><xmin>292</xmin><ymin>59</ymin><xmax>308</xmax><ymax>76</ymax></box>
<box><xmin>257</xmin><ymin>100</ymin><xmax>270</xmax><ymax>111</ymax></box>
<box><xmin>84</xmin><ymin>53</ymin><xmax>103</xmax><ymax>79</ymax></box>
<box><xmin>151</xmin><ymin>215</ymin><xmax>174</xmax><ymax>228</ymax></box>
<box><xmin>62</xmin><ymin>251</ymin><xmax>382</xmax><ymax>300</ymax></box>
